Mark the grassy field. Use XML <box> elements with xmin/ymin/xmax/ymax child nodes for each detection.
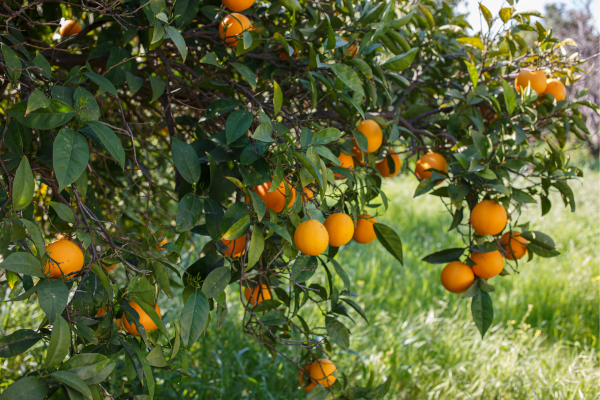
<box><xmin>1</xmin><ymin>163</ymin><xmax>598</xmax><ymax>399</ymax></box>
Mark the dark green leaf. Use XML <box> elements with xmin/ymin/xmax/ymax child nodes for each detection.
<box><xmin>260</xmin><ymin>310</ymin><xmax>286</xmax><ymax>326</ymax></box>
<box><xmin>176</xmin><ymin>193</ymin><xmax>203</xmax><ymax>232</ymax></box>
<box><xmin>171</xmin><ymin>137</ymin><xmax>201</xmax><ymax>184</ymax></box>
<box><xmin>87</xmin><ymin>121</ymin><xmax>126</xmax><ymax>169</ymax></box>
<box><xmin>0</xmin><ymin>376</ymin><xmax>48</xmax><ymax>400</ymax></box>
<box><xmin>49</xmin><ymin>201</ymin><xmax>75</xmax><ymax>224</ymax></box>
<box><xmin>422</xmin><ymin>247</ymin><xmax>465</xmax><ymax>264</ymax></box>
<box><xmin>45</xmin><ymin>315</ymin><xmax>70</xmax><ymax>368</ymax></box>
<box><xmin>12</xmin><ymin>156</ymin><xmax>35</xmax><ymax>211</ymax></box>
<box><xmin>325</xmin><ymin>316</ymin><xmax>350</xmax><ymax>350</ymax></box>
<box><xmin>53</xmin><ymin>128</ymin><xmax>89</xmax><ymax>191</ymax></box>
<box><xmin>383</xmin><ymin>48</ymin><xmax>418</xmax><ymax>71</ymax></box>
<box><xmin>226</xmin><ymin>110</ymin><xmax>253</xmax><ymax>144</ymax></box>
<box><xmin>1</xmin><ymin>252</ymin><xmax>44</xmax><ymax>277</ymax></box>
<box><xmin>201</xmin><ymin>266</ymin><xmax>231</xmax><ymax>298</ymax></box>
<box><xmin>148</xmin><ymin>76</ymin><xmax>165</xmax><ymax>102</ymax></box>
<box><xmin>0</xmin><ymin>329</ymin><xmax>41</xmax><ymax>358</ymax></box>
<box><xmin>51</xmin><ymin>371</ymin><xmax>92</xmax><ymax>400</ymax></box>
<box><xmin>164</xmin><ymin>26</ymin><xmax>187</xmax><ymax>62</ymax></box>
<box><xmin>37</xmin><ymin>279</ymin><xmax>69</xmax><ymax>323</ymax></box>
<box><xmin>231</xmin><ymin>63</ymin><xmax>257</xmax><ymax>89</ymax></box>
<box><xmin>7</xmin><ymin>100</ymin><xmax>75</xmax><ymax>129</ymax></box>
<box><xmin>180</xmin><ymin>289</ymin><xmax>209</xmax><ymax>347</ymax></box>
<box><xmin>471</xmin><ymin>291</ymin><xmax>493</xmax><ymax>338</ymax></box>
<box><xmin>373</xmin><ymin>223</ymin><xmax>403</xmax><ymax>264</ymax></box>
<box><xmin>330</xmin><ymin>64</ymin><xmax>364</xmax><ymax>95</ymax></box>
<box><xmin>83</xmin><ymin>72</ymin><xmax>118</xmax><ymax>97</ymax></box>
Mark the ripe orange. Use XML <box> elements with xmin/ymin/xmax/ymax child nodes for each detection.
<box><xmin>222</xmin><ymin>0</ymin><xmax>255</xmax><ymax>12</ymax></box>
<box><xmin>470</xmin><ymin>200</ymin><xmax>507</xmax><ymax>236</ymax></box>
<box><xmin>294</xmin><ymin>219</ymin><xmax>329</xmax><ymax>255</ymax></box>
<box><xmin>244</xmin><ymin>284</ymin><xmax>272</xmax><ymax>305</ymax></box>
<box><xmin>117</xmin><ymin>318</ymin><xmax>123</xmax><ymax>329</ymax></box>
<box><xmin>352</xmin><ymin>146</ymin><xmax>367</xmax><ymax>166</ymax></box>
<box><xmin>323</xmin><ymin>213</ymin><xmax>355</xmax><ymax>247</ymax></box>
<box><xmin>415</xmin><ymin>152</ymin><xmax>447</xmax><ymax>180</ymax></box>
<box><xmin>309</xmin><ymin>359</ymin><xmax>337</xmax><ymax>387</ymax></box>
<box><xmin>278</xmin><ymin>48</ymin><xmax>299</xmax><ymax>60</ymax></box>
<box><xmin>60</xmin><ymin>20</ymin><xmax>82</xmax><ymax>38</ymax></box>
<box><xmin>105</xmin><ymin>263</ymin><xmax>118</xmax><ymax>272</ymax></box>
<box><xmin>440</xmin><ymin>261</ymin><xmax>475</xmax><ymax>293</ymax></box>
<box><xmin>354</xmin><ymin>119</ymin><xmax>383</xmax><ymax>153</ymax></box>
<box><xmin>376</xmin><ymin>154</ymin><xmax>402</xmax><ymax>177</ymax></box>
<box><xmin>543</xmin><ymin>78</ymin><xmax>566</xmax><ymax>102</ymax></box>
<box><xmin>301</xmin><ymin>186</ymin><xmax>315</xmax><ymax>202</ymax></box>
<box><xmin>353</xmin><ymin>214</ymin><xmax>377</xmax><ymax>244</ymax></box>
<box><xmin>515</xmin><ymin>69</ymin><xmax>547</xmax><ymax>94</ymax></box>
<box><xmin>252</xmin><ymin>180</ymin><xmax>296</xmax><ymax>213</ymax></box>
<box><xmin>96</xmin><ymin>305</ymin><xmax>109</xmax><ymax>317</ymax></box>
<box><xmin>500</xmin><ymin>232</ymin><xmax>528</xmax><ymax>260</ymax></box>
<box><xmin>221</xmin><ymin>235</ymin><xmax>247</xmax><ymax>257</ymax></box>
<box><xmin>44</xmin><ymin>240</ymin><xmax>84</xmax><ymax>279</ymax></box>
<box><xmin>219</xmin><ymin>13</ymin><xmax>252</xmax><ymax>47</ymax></box>
<box><xmin>156</xmin><ymin>237</ymin><xmax>168</xmax><ymax>249</ymax></box>
<box><xmin>299</xmin><ymin>364</ymin><xmax>317</xmax><ymax>392</ymax></box>
<box><xmin>334</xmin><ymin>152</ymin><xmax>354</xmax><ymax>179</ymax></box>
<box><xmin>122</xmin><ymin>301</ymin><xmax>161</xmax><ymax>336</ymax></box>
<box><xmin>471</xmin><ymin>250</ymin><xmax>504</xmax><ymax>279</ymax></box>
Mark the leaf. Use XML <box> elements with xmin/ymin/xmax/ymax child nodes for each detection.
<box><xmin>200</xmin><ymin>52</ymin><xmax>224</xmax><ymax>69</ymax></box>
<box><xmin>126</xmin><ymin>71</ymin><xmax>145</xmax><ymax>96</ymax></box>
<box><xmin>464</xmin><ymin>60</ymin><xmax>478</xmax><ymax>88</ymax></box>
<box><xmin>311</xmin><ymin>127</ymin><xmax>342</xmax><ymax>145</ymax></box>
<box><xmin>7</xmin><ymin>100</ymin><xmax>75</xmax><ymax>130</ymax></box>
<box><xmin>1</xmin><ymin>252</ymin><xmax>44</xmax><ymax>277</ymax></box>
<box><xmin>383</xmin><ymin>48</ymin><xmax>418</xmax><ymax>71</ymax></box>
<box><xmin>45</xmin><ymin>315</ymin><xmax>70</xmax><ymax>368</ymax></box>
<box><xmin>262</xmin><ymin>220</ymin><xmax>292</xmax><ymax>243</ymax></box>
<box><xmin>83</xmin><ymin>72</ymin><xmax>118</xmax><ymax>97</ymax></box>
<box><xmin>164</xmin><ymin>26</ymin><xmax>187</xmax><ymax>62</ymax></box>
<box><xmin>49</xmin><ymin>201</ymin><xmax>75</xmax><ymax>224</ymax></box>
<box><xmin>373</xmin><ymin>223</ymin><xmax>403</xmax><ymax>264</ymax></box>
<box><xmin>225</xmin><ymin>110</ymin><xmax>254</xmax><ymax>144</ymax></box>
<box><xmin>37</xmin><ymin>279</ymin><xmax>69</xmax><ymax>323</ymax></box>
<box><xmin>552</xmin><ymin>181</ymin><xmax>576</xmax><ymax>212</ymax></box>
<box><xmin>33</xmin><ymin>52</ymin><xmax>51</xmax><ymax>79</ymax></box>
<box><xmin>341</xmin><ymin>298</ymin><xmax>369</xmax><ymax>324</ymax></box>
<box><xmin>88</xmin><ymin>121</ymin><xmax>125</xmax><ymax>169</ymax></box>
<box><xmin>12</xmin><ymin>156</ymin><xmax>35</xmax><ymax>211</ymax></box>
<box><xmin>422</xmin><ymin>247</ymin><xmax>465</xmax><ymax>264</ymax></box>
<box><xmin>0</xmin><ymin>376</ymin><xmax>48</xmax><ymax>400</ymax></box>
<box><xmin>329</xmin><ymin>258</ymin><xmax>351</xmax><ymax>292</ymax></box>
<box><xmin>231</xmin><ymin>63</ymin><xmax>257</xmax><ymax>90</ymax></box>
<box><xmin>252</xmin><ymin>299</ymin><xmax>281</xmax><ymax>313</ymax></box>
<box><xmin>6</xmin><ymin>121</ymin><xmax>24</xmax><ymax>159</ymax></box>
<box><xmin>479</xmin><ymin>3</ymin><xmax>493</xmax><ymax>30</ymax></box>
<box><xmin>471</xmin><ymin>291</ymin><xmax>494</xmax><ymax>338</ymax></box>
<box><xmin>19</xmin><ymin>219</ymin><xmax>46</xmax><ymax>260</ymax></box>
<box><xmin>205</xmin><ymin>98</ymin><xmax>238</xmax><ymax>119</ymax></box>
<box><xmin>246</xmin><ymin>225</ymin><xmax>264</xmax><ymax>270</ymax></box>
<box><xmin>201</xmin><ymin>266</ymin><xmax>231</xmax><ymax>298</ymax></box>
<box><xmin>180</xmin><ymin>289</ymin><xmax>209</xmax><ymax>347</ymax></box>
<box><xmin>352</xmin><ymin>129</ymin><xmax>369</xmax><ymax>152</ymax></box>
<box><xmin>53</xmin><ymin>128</ymin><xmax>89</xmax><ymax>191</ymax></box>
<box><xmin>260</xmin><ymin>310</ymin><xmax>286</xmax><ymax>326</ymax></box>
<box><xmin>251</xmin><ymin>122</ymin><xmax>275</xmax><ymax>142</ymax></box>
<box><xmin>350</xmin><ymin>58</ymin><xmax>373</xmax><ymax>79</ymax></box>
<box><xmin>511</xmin><ymin>189</ymin><xmax>537</xmax><ymax>204</ymax></box>
<box><xmin>222</xmin><ymin>215</ymin><xmax>250</xmax><ymax>241</ymax></box>
<box><xmin>2</xmin><ymin>44</ymin><xmax>21</xmax><ymax>82</ymax></box>
<box><xmin>330</xmin><ymin>64</ymin><xmax>364</xmax><ymax>95</ymax></box>
<box><xmin>171</xmin><ymin>137</ymin><xmax>201</xmax><ymax>184</ymax></box>
<box><xmin>25</xmin><ymin>90</ymin><xmax>51</xmax><ymax>116</ymax></box>
<box><xmin>51</xmin><ymin>371</ymin><xmax>92</xmax><ymax>400</ymax></box>
<box><xmin>456</xmin><ymin>37</ymin><xmax>485</xmax><ymax>50</ymax></box>
<box><xmin>502</xmin><ymin>79</ymin><xmax>517</xmax><ymax>115</ymax></box>
<box><xmin>325</xmin><ymin>316</ymin><xmax>350</xmax><ymax>350</ymax></box>
<box><xmin>499</xmin><ymin>7</ymin><xmax>512</xmax><ymax>23</ymax></box>
<box><xmin>146</xmin><ymin>346</ymin><xmax>167</xmax><ymax>367</ymax></box>
<box><xmin>520</xmin><ymin>231</ymin><xmax>556</xmax><ymax>250</ymax></box>
<box><xmin>174</xmin><ymin>0</ymin><xmax>200</xmax><ymax>27</ymax></box>
<box><xmin>148</xmin><ymin>76</ymin><xmax>165</xmax><ymax>102</ymax></box>
<box><xmin>203</xmin><ymin>198</ymin><xmax>224</xmax><ymax>241</ymax></box>
<box><xmin>277</xmin><ymin>0</ymin><xmax>302</xmax><ymax>12</ymax></box>
<box><xmin>273</xmin><ymin>80</ymin><xmax>283</xmax><ymax>116</ymax></box>
<box><xmin>0</xmin><ymin>329</ymin><xmax>41</xmax><ymax>358</ymax></box>
<box><xmin>176</xmin><ymin>193</ymin><xmax>203</xmax><ymax>232</ymax></box>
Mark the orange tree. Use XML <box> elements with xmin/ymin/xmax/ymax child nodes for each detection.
<box><xmin>0</xmin><ymin>0</ymin><xmax>597</xmax><ymax>398</ymax></box>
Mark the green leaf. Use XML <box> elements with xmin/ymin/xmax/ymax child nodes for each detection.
<box><xmin>205</xmin><ymin>98</ymin><xmax>238</xmax><ymax>119</ymax></box>
<box><xmin>6</xmin><ymin>121</ymin><xmax>24</xmax><ymax>159</ymax></box>
<box><xmin>0</xmin><ymin>329</ymin><xmax>41</xmax><ymax>358</ymax></box>
<box><xmin>51</xmin><ymin>371</ymin><xmax>92</xmax><ymax>400</ymax></box>
<box><xmin>25</xmin><ymin>90</ymin><xmax>51</xmax><ymax>116</ymax></box>
<box><xmin>511</xmin><ymin>189</ymin><xmax>537</xmax><ymax>204</ymax></box>
<box><xmin>83</xmin><ymin>72</ymin><xmax>118</xmax><ymax>97</ymax></box>
<box><xmin>171</xmin><ymin>137</ymin><xmax>201</xmax><ymax>184</ymax></box>
<box><xmin>383</xmin><ymin>48</ymin><xmax>418</xmax><ymax>71</ymax></box>
<box><xmin>231</xmin><ymin>63</ymin><xmax>257</xmax><ymax>90</ymax></box>
<box><xmin>422</xmin><ymin>247</ymin><xmax>465</xmax><ymax>264</ymax></box>
<box><xmin>260</xmin><ymin>310</ymin><xmax>286</xmax><ymax>326</ymax></box>
<box><xmin>373</xmin><ymin>223</ymin><xmax>403</xmax><ymax>264</ymax></box>
<box><xmin>1</xmin><ymin>252</ymin><xmax>44</xmax><ymax>277</ymax></box>
<box><xmin>33</xmin><ymin>52</ymin><xmax>51</xmax><ymax>79</ymax></box>
<box><xmin>176</xmin><ymin>193</ymin><xmax>203</xmax><ymax>232</ymax></box>
<box><xmin>53</xmin><ymin>128</ymin><xmax>89</xmax><ymax>192</ymax></box>
<box><xmin>174</xmin><ymin>0</ymin><xmax>199</xmax><ymax>27</ymax></box>
<box><xmin>201</xmin><ymin>266</ymin><xmax>231</xmax><ymax>298</ymax></box>
<box><xmin>552</xmin><ymin>181</ymin><xmax>576</xmax><ymax>212</ymax></box>
<box><xmin>37</xmin><ymin>279</ymin><xmax>69</xmax><ymax>323</ymax></box>
<box><xmin>12</xmin><ymin>156</ymin><xmax>35</xmax><ymax>211</ymax></box>
<box><xmin>311</xmin><ymin>127</ymin><xmax>342</xmax><ymax>146</ymax></box>
<box><xmin>329</xmin><ymin>258</ymin><xmax>351</xmax><ymax>292</ymax></box>
<box><xmin>45</xmin><ymin>315</ymin><xmax>70</xmax><ymax>368</ymax></box>
<box><xmin>135</xmin><ymin>300</ymin><xmax>169</xmax><ymax>342</ymax></box>
<box><xmin>246</xmin><ymin>225</ymin><xmax>264</xmax><ymax>270</ymax></box>
<box><xmin>226</xmin><ymin>110</ymin><xmax>253</xmax><ymax>144</ymax></box>
<box><xmin>341</xmin><ymin>298</ymin><xmax>369</xmax><ymax>324</ymax></box>
<box><xmin>502</xmin><ymin>79</ymin><xmax>517</xmax><ymax>115</ymax></box>
<box><xmin>464</xmin><ymin>60</ymin><xmax>479</xmax><ymax>88</ymax></box>
<box><xmin>2</xmin><ymin>44</ymin><xmax>21</xmax><ymax>82</ymax></box>
<box><xmin>251</xmin><ymin>122</ymin><xmax>275</xmax><ymax>142</ymax></box>
<box><xmin>73</xmin><ymin>88</ymin><xmax>99</xmax><ymax>124</ymax></box>
<box><xmin>499</xmin><ymin>7</ymin><xmax>512</xmax><ymax>23</ymax></box>
<box><xmin>294</xmin><ymin>152</ymin><xmax>324</xmax><ymax>192</ymax></box>
<box><xmin>456</xmin><ymin>37</ymin><xmax>485</xmax><ymax>50</ymax></box>
<box><xmin>0</xmin><ymin>376</ymin><xmax>48</xmax><ymax>400</ymax></box>
<box><xmin>19</xmin><ymin>219</ymin><xmax>46</xmax><ymax>260</ymax></box>
<box><xmin>88</xmin><ymin>121</ymin><xmax>125</xmax><ymax>169</ymax></box>
<box><xmin>352</xmin><ymin>129</ymin><xmax>369</xmax><ymax>152</ymax></box>
<box><xmin>520</xmin><ymin>231</ymin><xmax>556</xmax><ymax>250</ymax></box>
<box><xmin>479</xmin><ymin>3</ymin><xmax>493</xmax><ymax>30</ymax></box>
<box><xmin>272</xmin><ymin>80</ymin><xmax>283</xmax><ymax>117</ymax></box>
<box><xmin>330</xmin><ymin>63</ymin><xmax>364</xmax><ymax>95</ymax></box>
<box><xmin>325</xmin><ymin>316</ymin><xmax>350</xmax><ymax>350</ymax></box>
<box><xmin>146</xmin><ymin>346</ymin><xmax>167</xmax><ymax>367</ymax></box>
<box><xmin>203</xmin><ymin>199</ymin><xmax>224</xmax><ymax>241</ymax></box>
<box><xmin>200</xmin><ymin>52</ymin><xmax>224</xmax><ymax>69</ymax></box>
<box><xmin>164</xmin><ymin>26</ymin><xmax>187</xmax><ymax>62</ymax></box>
<box><xmin>262</xmin><ymin>220</ymin><xmax>292</xmax><ymax>243</ymax></box>
<box><xmin>413</xmin><ymin>178</ymin><xmax>437</xmax><ymax>197</ymax></box>
<box><xmin>180</xmin><ymin>289</ymin><xmax>210</xmax><ymax>347</ymax></box>
<box><xmin>148</xmin><ymin>76</ymin><xmax>165</xmax><ymax>102</ymax></box>
<box><xmin>276</xmin><ymin>0</ymin><xmax>302</xmax><ymax>12</ymax></box>
<box><xmin>350</xmin><ymin>58</ymin><xmax>373</xmax><ymax>79</ymax></box>
<box><xmin>7</xmin><ymin>100</ymin><xmax>75</xmax><ymax>130</ymax></box>
<box><xmin>49</xmin><ymin>201</ymin><xmax>75</xmax><ymax>224</ymax></box>
<box><xmin>126</xmin><ymin>71</ymin><xmax>145</xmax><ymax>96</ymax></box>
<box><xmin>222</xmin><ymin>215</ymin><xmax>250</xmax><ymax>241</ymax></box>
<box><xmin>471</xmin><ymin>291</ymin><xmax>494</xmax><ymax>338</ymax></box>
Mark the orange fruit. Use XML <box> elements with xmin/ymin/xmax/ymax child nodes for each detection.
<box><xmin>470</xmin><ymin>200</ymin><xmax>507</xmax><ymax>236</ymax></box>
<box><xmin>351</xmin><ymin>146</ymin><xmax>367</xmax><ymax>166</ymax></box>
<box><xmin>323</xmin><ymin>213</ymin><xmax>355</xmax><ymax>247</ymax></box>
<box><xmin>60</xmin><ymin>20</ymin><xmax>82</xmax><ymax>38</ymax></box>
<box><xmin>219</xmin><ymin>13</ymin><xmax>252</xmax><ymax>47</ymax></box>
<box><xmin>471</xmin><ymin>250</ymin><xmax>504</xmax><ymax>279</ymax></box>
<box><xmin>543</xmin><ymin>78</ymin><xmax>566</xmax><ymax>102</ymax></box>
<box><xmin>500</xmin><ymin>232</ymin><xmax>528</xmax><ymax>260</ymax></box>
<box><xmin>354</xmin><ymin>119</ymin><xmax>383</xmax><ymax>153</ymax></box>
<box><xmin>278</xmin><ymin>48</ymin><xmax>299</xmax><ymax>60</ymax></box>
<box><xmin>515</xmin><ymin>69</ymin><xmax>547</xmax><ymax>94</ymax></box>
<box><xmin>117</xmin><ymin>318</ymin><xmax>123</xmax><ymax>329</ymax></box>
<box><xmin>415</xmin><ymin>152</ymin><xmax>448</xmax><ymax>180</ymax></box>
<box><xmin>252</xmin><ymin>180</ymin><xmax>296</xmax><ymax>213</ymax></box>
<box><xmin>44</xmin><ymin>240</ymin><xmax>85</xmax><ymax>279</ymax></box>
<box><xmin>309</xmin><ymin>359</ymin><xmax>337</xmax><ymax>388</ymax></box>
<box><xmin>104</xmin><ymin>264</ymin><xmax>118</xmax><ymax>272</ymax></box>
<box><xmin>294</xmin><ymin>219</ymin><xmax>329</xmax><ymax>256</ymax></box>
<box><xmin>301</xmin><ymin>187</ymin><xmax>315</xmax><ymax>202</ymax></box>
<box><xmin>299</xmin><ymin>364</ymin><xmax>317</xmax><ymax>392</ymax></box>
<box><xmin>376</xmin><ymin>154</ymin><xmax>402</xmax><ymax>177</ymax></box>
<box><xmin>222</xmin><ymin>0</ymin><xmax>255</xmax><ymax>12</ymax></box>
<box><xmin>96</xmin><ymin>305</ymin><xmax>109</xmax><ymax>317</ymax></box>
<box><xmin>244</xmin><ymin>284</ymin><xmax>272</xmax><ymax>305</ymax></box>
<box><xmin>156</xmin><ymin>237</ymin><xmax>167</xmax><ymax>249</ymax></box>
<box><xmin>122</xmin><ymin>301</ymin><xmax>161</xmax><ymax>336</ymax></box>
<box><xmin>440</xmin><ymin>261</ymin><xmax>475</xmax><ymax>293</ymax></box>
<box><xmin>221</xmin><ymin>235</ymin><xmax>247</xmax><ymax>257</ymax></box>
<box><xmin>334</xmin><ymin>152</ymin><xmax>354</xmax><ymax>180</ymax></box>
<box><xmin>353</xmin><ymin>214</ymin><xmax>377</xmax><ymax>244</ymax></box>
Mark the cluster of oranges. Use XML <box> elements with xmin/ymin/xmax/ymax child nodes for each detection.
<box><xmin>440</xmin><ymin>200</ymin><xmax>528</xmax><ymax>294</ymax></box>
<box><xmin>514</xmin><ymin>69</ymin><xmax>567</xmax><ymax>102</ymax></box>
<box><xmin>218</xmin><ymin>0</ymin><xmax>256</xmax><ymax>47</ymax></box>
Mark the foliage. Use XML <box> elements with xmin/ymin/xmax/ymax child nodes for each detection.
<box><xmin>0</xmin><ymin>0</ymin><xmax>598</xmax><ymax>398</ymax></box>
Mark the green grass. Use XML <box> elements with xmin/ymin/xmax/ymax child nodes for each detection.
<box><xmin>2</xmin><ymin>165</ymin><xmax>598</xmax><ymax>399</ymax></box>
